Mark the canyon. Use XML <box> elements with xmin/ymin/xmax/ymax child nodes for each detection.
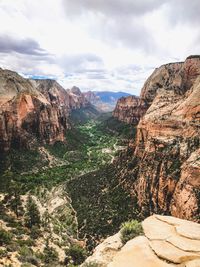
<box><xmin>0</xmin><ymin>55</ymin><xmax>199</xmax><ymax>267</ymax></box>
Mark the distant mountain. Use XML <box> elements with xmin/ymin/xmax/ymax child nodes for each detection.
<box><xmin>83</xmin><ymin>91</ymin><xmax>132</xmax><ymax>112</ymax></box>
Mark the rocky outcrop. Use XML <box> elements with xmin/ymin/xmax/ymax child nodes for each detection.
<box><xmin>118</xmin><ymin>56</ymin><xmax>200</xmax><ymax>221</ymax></box>
<box><xmin>69</xmin><ymin>86</ymin><xmax>89</xmax><ymax>109</ymax></box>
<box><xmin>112</xmin><ymin>96</ymin><xmax>147</xmax><ymax>124</ymax></box>
<box><xmin>83</xmin><ymin>91</ymin><xmax>100</xmax><ymax>105</ymax></box>
<box><xmin>113</xmin><ymin>61</ymin><xmax>184</xmax><ymax>123</ymax></box>
<box><xmin>84</xmin><ymin>91</ymin><xmax>131</xmax><ymax>112</ymax></box>
<box><xmin>84</xmin><ymin>215</ymin><xmax>200</xmax><ymax>267</ymax></box>
<box><xmin>0</xmin><ymin>69</ymin><xmax>89</xmax><ymax>152</ymax></box>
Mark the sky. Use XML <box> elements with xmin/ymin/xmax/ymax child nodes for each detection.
<box><xmin>0</xmin><ymin>0</ymin><xmax>199</xmax><ymax>95</ymax></box>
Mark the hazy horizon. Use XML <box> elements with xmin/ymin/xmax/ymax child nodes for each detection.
<box><xmin>0</xmin><ymin>0</ymin><xmax>199</xmax><ymax>94</ymax></box>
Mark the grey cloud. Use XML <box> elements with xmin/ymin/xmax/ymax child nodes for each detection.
<box><xmin>166</xmin><ymin>0</ymin><xmax>200</xmax><ymax>25</ymax></box>
<box><xmin>63</xmin><ymin>0</ymin><xmax>165</xmax><ymax>17</ymax></box>
<box><xmin>101</xmin><ymin>17</ymin><xmax>156</xmax><ymax>52</ymax></box>
<box><xmin>59</xmin><ymin>53</ymin><xmax>104</xmax><ymax>73</ymax></box>
<box><xmin>62</xmin><ymin>0</ymin><xmax>165</xmax><ymax>52</ymax></box>
<box><xmin>0</xmin><ymin>49</ymin><xmax>56</xmax><ymax>78</ymax></box>
<box><xmin>0</xmin><ymin>35</ymin><xmax>49</xmax><ymax>56</ymax></box>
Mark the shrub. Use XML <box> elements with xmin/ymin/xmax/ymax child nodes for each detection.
<box><xmin>26</xmin><ymin>256</ymin><xmax>40</xmax><ymax>266</ymax></box>
<box><xmin>65</xmin><ymin>244</ymin><xmax>87</xmax><ymax>265</ymax></box>
<box><xmin>0</xmin><ymin>228</ymin><xmax>12</xmax><ymax>245</ymax></box>
<box><xmin>18</xmin><ymin>246</ymin><xmax>33</xmax><ymax>261</ymax></box>
<box><xmin>0</xmin><ymin>248</ymin><xmax>7</xmax><ymax>257</ymax></box>
<box><xmin>16</xmin><ymin>238</ymin><xmax>35</xmax><ymax>247</ymax></box>
<box><xmin>120</xmin><ymin>220</ymin><xmax>143</xmax><ymax>244</ymax></box>
<box><xmin>7</xmin><ymin>241</ymin><xmax>20</xmax><ymax>252</ymax></box>
<box><xmin>30</xmin><ymin>226</ymin><xmax>42</xmax><ymax>239</ymax></box>
<box><xmin>43</xmin><ymin>244</ymin><xmax>59</xmax><ymax>264</ymax></box>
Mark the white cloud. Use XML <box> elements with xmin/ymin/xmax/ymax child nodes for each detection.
<box><xmin>0</xmin><ymin>0</ymin><xmax>199</xmax><ymax>94</ymax></box>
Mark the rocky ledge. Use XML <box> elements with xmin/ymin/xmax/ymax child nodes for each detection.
<box><xmin>84</xmin><ymin>215</ymin><xmax>200</xmax><ymax>267</ymax></box>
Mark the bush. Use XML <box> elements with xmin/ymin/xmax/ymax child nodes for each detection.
<box><xmin>0</xmin><ymin>248</ymin><xmax>7</xmax><ymax>257</ymax></box>
<box><xmin>43</xmin><ymin>245</ymin><xmax>59</xmax><ymax>264</ymax></box>
<box><xmin>120</xmin><ymin>220</ymin><xmax>143</xmax><ymax>244</ymax></box>
<box><xmin>16</xmin><ymin>238</ymin><xmax>35</xmax><ymax>247</ymax></box>
<box><xmin>18</xmin><ymin>245</ymin><xmax>33</xmax><ymax>259</ymax></box>
<box><xmin>65</xmin><ymin>244</ymin><xmax>87</xmax><ymax>265</ymax></box>
<box><xmin>0</xmin><ymin>228</ymin><xmax>12</xmax><ymax>245</ymax></box>
<box><xmin>30</xmin><ymin>226</ymin><xmax>42</xmax><ymax>239</ymax></box>
<box><xmin>7</xmin><ymin>241</ymin><xmax>20</xmax><ymax>252</ymax></box>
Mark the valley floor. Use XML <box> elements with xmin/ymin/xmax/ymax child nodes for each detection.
<box><xmin>0</xmin><ymin>115</ymin><xmax>138</xmax><ymax>266</ymax></box>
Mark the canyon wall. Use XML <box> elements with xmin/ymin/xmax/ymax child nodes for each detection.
<box><xmin>113</xmin><ymin>61</ymin><xmax>184</xmax><ymax>124</ymax></box>
<box><xmin>117</xmin><ymin>56</ymin><xmax>200</xmax><ymax>221</ymax></box>
<box><xmin>112</xmin><ymin>96</ymin><xmax>147</xmax><ymax>124</ymax></box>
<box><xmin>0</xmin><ymin>69</ymin><xmax>89</xmax><ymax>152</ymax></box>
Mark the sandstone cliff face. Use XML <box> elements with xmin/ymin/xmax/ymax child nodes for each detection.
<box><xmin>113</xmin><ymin>61</ymin><xmax>184</xmax><ymax>123</ymax></box>
<box><xmin>0</xmin><ymin>69</ymin><xmax>88</xmax><ymax>152</ymax></box>
<box><xmin>119</xmin><ymin>56</ymin><xmax>200</xmax><ymax>221</ymax></box>
<box><xmin>84</xmin><ymin>215</ymin><xmax>200</xmax><ymax>267</ymax></box>
<box><xmin>112</xmin><ymin>96</ymin><xmax>147</xmax><ymax>124</ymax></box>
<box><xmin>69</xmin><ymin>86</ymin><xmax>89</xmax><ymax>109</ymax></box>
<box><xmin>83</xmin><ymin>91</ymin><xmax>100</xmax><ymax>105</ymax></box>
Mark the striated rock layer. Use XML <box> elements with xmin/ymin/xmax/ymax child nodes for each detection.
<box><xmin>0</xmin><ymin>68</ymin><xmax>89</xmax><ymax>152</ymax></box>
<box><xmin>112</xmin><ymin>95</ymin><xmax>147</xmax><ymax>124</ymax></box>
<box><xmin>117</xmin><ymin>56</ymin><xmax>200</xmax><ymax>221</ymax></box>
<box><xmin>113</xmin><ymin>61</ymin><xmax>185</xmax><ymax>124</ymax></box>
<box><xmin>84</xmin><ymin>215</ymin><xmax>200</xmax><ymax>267</ymax></box>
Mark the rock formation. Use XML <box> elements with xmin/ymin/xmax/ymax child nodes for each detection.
<box><xmin>0</xmin><ymin>68</ymin><xmax>89</xmax><ymax>152</ymax></box>
<box><xmin>84</xmin><ymin>215</ymin><xmax>200</xmax><ymax>267</ymax></box>
<box><xmin>84</xmin><ymin>91</ymin><xmax>131</xmax><ymax>112</ymax></box>
<box><xmin>113</xmin><ymin>61</ymin><xmax>185</xmax><ymax>124</ymax></box>
<box><xmin>116</xmin><ymin>56</ymin><xmax>200</xmax><ymax>221</ymax></box>
<box><xmin>112</xmin><ymin>96</ymin><xmax>146</xmax><ymax>124</ymax></box>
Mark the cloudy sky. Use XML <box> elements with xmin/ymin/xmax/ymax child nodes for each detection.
<box><xmin>0</xmin><ymin>0</ymin><xmax>199</xmax><ymax>94</ymax></box>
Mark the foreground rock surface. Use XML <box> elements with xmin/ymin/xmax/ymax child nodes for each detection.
<box><xmin>84</xmin><ymin>215</ymin><xmax>200</xmax><ymax>267</ymax></box>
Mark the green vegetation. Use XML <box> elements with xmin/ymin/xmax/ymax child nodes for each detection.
<box><xmin>65</xmin><ymin>244</ymin><xmax>87</xmax><ymax>265</ymax></box>
<box><xmin>98</xmin><ymin>116</ymin><xmax>137</xmax><ymax>139</ymax></box>
<box><xmin>120</xmin><ymin>220</ymin><xmax>143</xmax><ymax>244</ymax></box>
<box><xmin>0</xmin><ymin>228</ymin><xmax>13</xmax><ymax>245</ymax></box>
<box><xmin>0</xmin><ymin>114</ymin><xmax>139</xmax><ymax>264</ymax></box>
<box><xmin>67</xmin><ymin>164</ymin><xmax>139</xmax><ymax>250</ymax></box>
<box><xmin>43</xmin><ymin>243</ymin><xmax>59</xmax><ymax>264</ymax></box>
<box><xmin>70</xmin><ymin>105</ymin><xmax>99</xmax><ymax>125</ymax></box>
<box><xmin>0</xmin><ymin>119</ymin><xmax>126</xmax><ymax>193</ymax></box>
<box><xmin>25</xmin><ymin>195</ymin><xmax>41</xmax><ymax>229</ymax></box>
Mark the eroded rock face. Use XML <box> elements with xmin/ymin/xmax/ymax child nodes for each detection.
<box><xmin>0</xmin><ymin>69</ymin><xmax>88</xmax><ymax>152</ymax></box>
<box><xmin>112</xmin><ymin>96</ymin><xmax>147</xmax><ymax>124</ymax></box>
<box><xmin>84</xmin><ymin>215</ymin><xmax>200</xmax><ymax>267</ymax></box>
<box><xmin>117</xmin><ymin>56</ymin><xmax>200</xmax><ymax>221</ymax></box>
<box><xmin>112</xmin><ymin>61</ymin><xmax>184</xmax><ymax>124</ymax></box>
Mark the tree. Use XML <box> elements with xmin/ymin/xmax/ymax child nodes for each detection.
<box><xmin>3</xmin><ymin>174</ymin><xmax>24</xmax><ymax>218</ymax></box>
<box><xmin>7</xmin><ymin>180</ymin><xmax>23</xmax><ymax>217</ymax></box>
<box><xmin>25</xmin><ymin>195</ymin><xmax>41</xmax><ymax>229</ymax></box>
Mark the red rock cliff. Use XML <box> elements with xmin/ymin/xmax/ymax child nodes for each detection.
<box><xmin>119</xmin><ymin>56</ymin><xmax>200</xmax><ymax>221</ymax></box>
<box><xmin>113</xmin><ymin>96</ymin><xmax>147</xmax><ymax>124</ymax></box>
<box><xmin>113</xmin><ymin>61</ymin><xmax>184</xmax><ymax>123</ymax></box>
<box><xmin>0</xmin><ymin>69</ymin><xmax>88</xmax><ymax>152</ymax></box>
